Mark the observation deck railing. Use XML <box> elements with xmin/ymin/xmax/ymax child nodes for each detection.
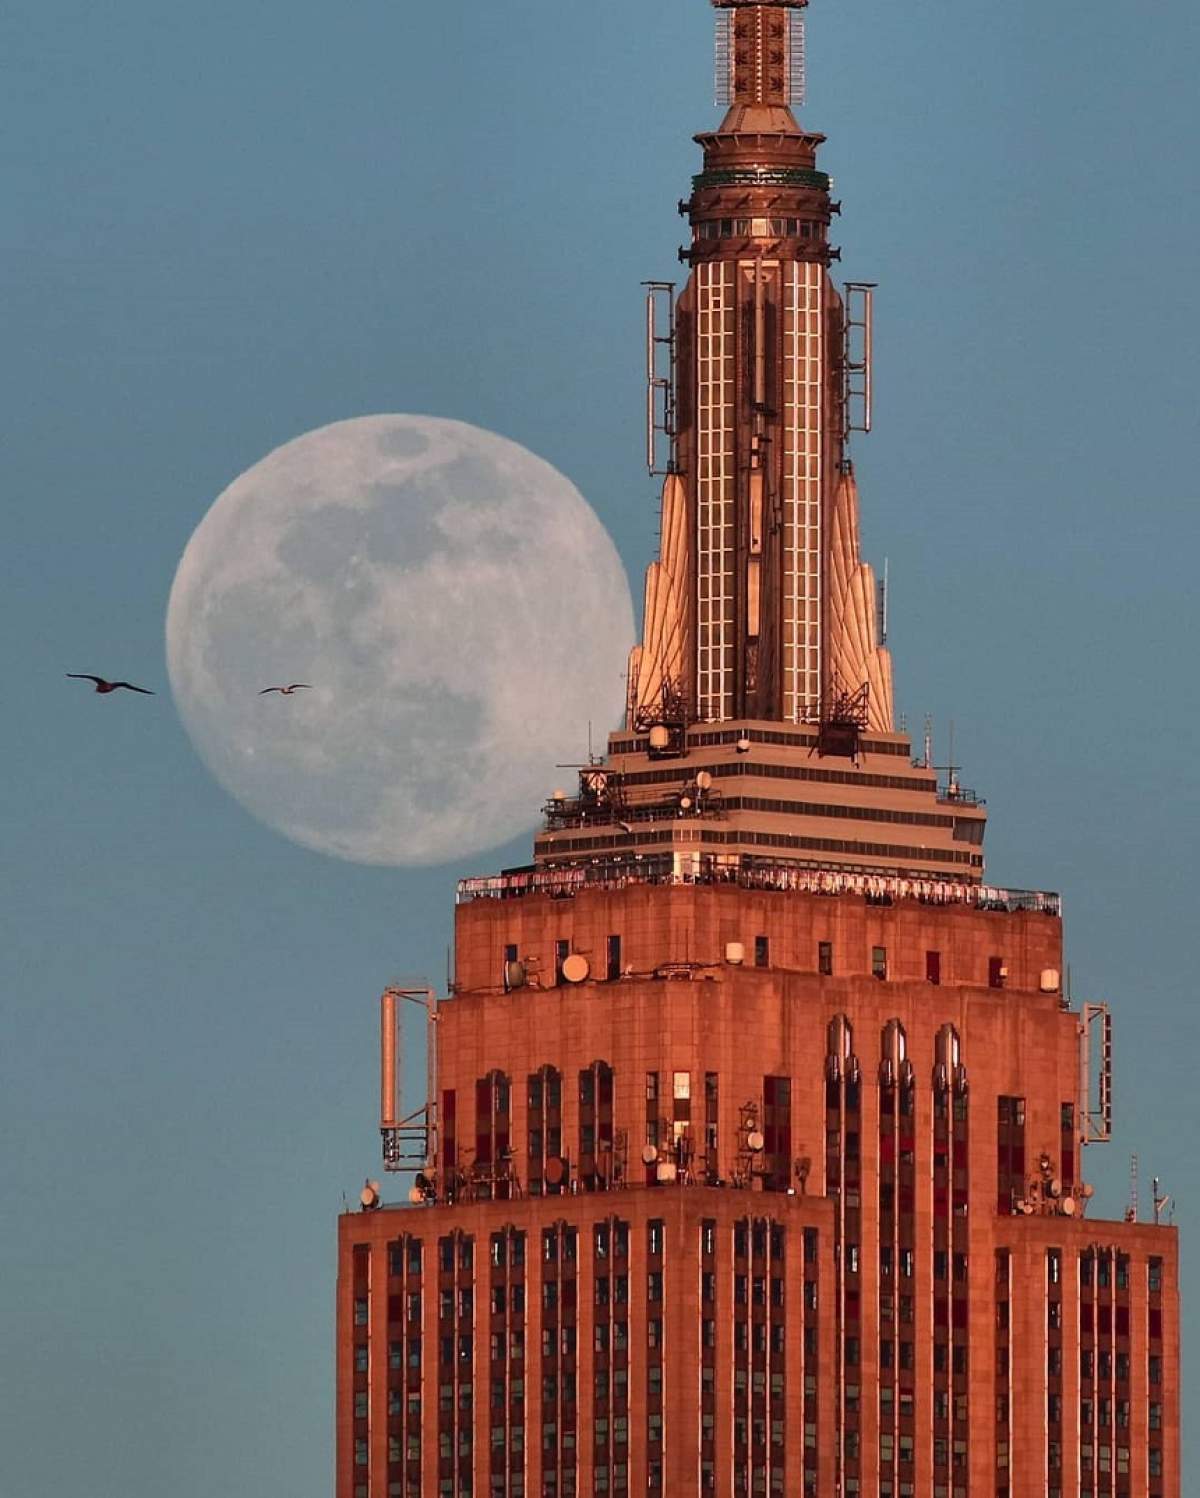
<box><xmin>457</xmin><ymin>858</ymin><xmax>1061</xmax><ymax>917</ymax></box>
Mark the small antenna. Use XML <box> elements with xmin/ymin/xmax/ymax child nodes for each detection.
<box><xmin>644</xmin><ymin>282</ymin><xmax>677</xmax><ymax>475</ymax></box>
<box><xmin>1127</xmin><ymin>1153</ymin><xmax>1139</xmax><ymax>1223</ymax></box>
<box><xmin>922</xmin><ymin>714</ymin><xmax>933</xmax><ymax>771</ymax></box>
<box><xmin>877</xmin><ymin>558</ymin><xmax>889</xmax><ymax>644</ymax></box>
<box><xmin>934</xmin><ymin>719</ymin><xmax>961</xmax><ymax>797</ymax></box>
<box><xmin>1153</xmin><ymin>1176</ymin><xmax>1172</xmax><ymax>1226</ymax></box>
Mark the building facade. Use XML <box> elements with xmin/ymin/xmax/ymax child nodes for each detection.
<box><xmin>336</xmin><ymin>4</ymin><xmax>1181</xmax><ymax>1496</ymax></box>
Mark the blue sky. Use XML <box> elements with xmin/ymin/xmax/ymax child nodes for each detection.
<box><xmin>3</xmin><ymin>0</ymin><xmax>1198</xmax><ymax>1491</ymax></box>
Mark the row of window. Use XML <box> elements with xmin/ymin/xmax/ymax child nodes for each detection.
<box><xmin>537</xmin><ymin>824</ymin><xmax>979</xmax><ymax>868</ymax></box>
<box><xmin>694</xmin><ymin>215</ymin><xmax>823</xmax><ymax>241</ymax></box>
<box><xmin>520</xmin><ymin>935</ymin><xmax>1010</xmax><ymax>986</ymax></box>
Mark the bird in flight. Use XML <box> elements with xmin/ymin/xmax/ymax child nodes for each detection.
<box><xmin>258</xmin><ymin>683</ymin><xmax>312</xmax><ymax>696</ymax></box>
<box><xmin>67</xmin><ymin>674</ymin><xmax>155</xmax><ymax>695</ymax></box>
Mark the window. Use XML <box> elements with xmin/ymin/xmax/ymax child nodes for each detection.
<box><xmin>988</xmin><ymin>956</ymin><xmax>1006</xmax><ymax>988</ymax></box>
<box><xmin>606</xmin><ymin>934</ymin><xmax>621</xmax><ymax>982</ymax></box>
<box><xmin>872</xmin><ymin>946</ymin><xmax>888</xmax><ymax>980</ymax></box>
<box><xmin>818</xmin><ymin>941</ymin><xmax>833</xmax><ymax>975</ymax></box>
<box><xmin>755</xmin><ymin>935</ymin><xmax>770</xmax><ymax>967</ymax></box>
<box><xmin>926</xmin><ymin>950</ymin><xmax>941</xmax><ymax>984</ymax></box>
<box><xmin>554</xmin><ymin>939</ymin><xmax>569</xmax><ymax>984</ymax></box>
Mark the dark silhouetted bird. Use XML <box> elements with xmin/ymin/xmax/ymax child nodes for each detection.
<box><xmin>258</xmin><ymin>683</ymin><xmax>312</xmax><ymax>696</ymax></box>
<box><xmin>67</xmin><ymin>674</ymin><xmax>155</xmax><ymax>695</ymax></box>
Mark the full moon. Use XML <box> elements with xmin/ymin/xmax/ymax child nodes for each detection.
<box><xmin>166</xmin><ymin>415</ymin><xmax>634</xmax><ymax>866</ymax></box>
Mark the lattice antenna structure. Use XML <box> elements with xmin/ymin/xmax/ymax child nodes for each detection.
<box><xmin>379</xmin><ymin>986</ymin><xmax>439</xmax><ymax>1175</ymax></box>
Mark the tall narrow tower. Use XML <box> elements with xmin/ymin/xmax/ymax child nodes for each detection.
<box><xmin>336</xmin><ymin>6</ymin><xmax>1181</xmax><ymax>1498</ymax></box>
<box><xmin>632</xmin><ymin>0</ymin><xmax>891</xmax><ymax>732</ymax></box>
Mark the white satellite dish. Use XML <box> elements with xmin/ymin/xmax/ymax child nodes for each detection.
<box><xmin>561</xmin><ymin>953</ymin><xmax>590</xmax><ymax>983</ymax></box>
<box><xmin>696</xmin><ymin>770</ymin><xmax>713</xmax><ymax>790</ymax></box>
<box><xmin>747</xmin><ymin>1130</ymin><xmax>765</xmax><ymax>1153</ymax></box>
<box><xmin>641</xmin><ymin>1145</ymin><xmax>659</xmax><ymax>1166</ymax></box>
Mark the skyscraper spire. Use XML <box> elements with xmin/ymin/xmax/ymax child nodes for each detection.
<box><xmin>628</xmin><ymin>0</ymin><xmax>892</xmax><ymax>731</ymax></box>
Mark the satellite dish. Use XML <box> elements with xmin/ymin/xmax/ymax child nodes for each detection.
<box><xmin>1039</xmin><ymin>968</ymin><xmax>1061</xmax><ymax>992</ymax></box>
<box><xmin>656</xmin><ymin>1160</ymin><xmax>677</xmax><ymax>1183</ymax></box>
<box><xmin>360</xmin><ymin>1182</ymin><xmax>381</xmax><ymax>1210</ymax></box>
<box><xmin>747</xmin><ymin>1130</ymin><xmax>765</xmax><ymax>1153</ymax></box>
<box><xmin>696</xmin><ymin>770</ymin><xmax>713</xmax><ymax>790</ymax></box>
<box><xmin>1061</xmin><ymin>1195</ymin><xmax>1077</xmax><ymax>1216</ymax></box>
<box><xmin>562</xmin><ymin>953</ymin><xmax>590</xmax><ymax>983</ymax></box>
<box><xmin>544</xmin><ymin>1157</ymin><xmax>566</xmax><ymax>1187</ymax></box>
<box><xmin>725</xmin><ymin>941</ymin><xmax>745</xmax><ymax>965</ymax></box>
<box><xmin>641</xmin><ymin>1144</ymin><xmax>659</xmax><ymax>1166</ymax></box>
<box><xmin>504</xmin><ymin>959</ymin><xmax>527</xmax><ymax>991</ymax></box>
<box><xmin>552</xmin><ymin>787</ymin><xmax>567</xmax><ymax>802</ymax></box>
<box><xmin>1081</xmin><ymin>1182</ymin><xmax>1095</xmax><ymax>1198</ymax></box>
<box><xmin>736</xmin><ymin>735</ymin><xmax>751</xmax><ymax>754</ymax></box>
<box><xmin>680</xmin><ymin>795</ymin><xmax>693</xmax><ymax>810</ymax></box>
<box><xmin>648</xmin><ymin>725</ymin><xmax>670</xmax><ymax>750</ymax></box>
<box><xmin>1048</xmin><ymin>1178</ymin><xmax>1062</xmax><ymax>1198</ymax></box>
<box><xmin>408</xmin><ymin>1186</ymin><xmax>425</xmax><ymax>1204</ymax></box>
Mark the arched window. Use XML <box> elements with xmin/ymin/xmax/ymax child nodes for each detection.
<box><xmin>473</xmin><ymin>1069</ymin><xmax>512</xmax><ymax>1200</ymax></box>
<box><xmin>579</xmin><ymin>1060</ymin><xmax>615</xmax><ymax>1191</ymax></box>
<box><xmin>527</xmin><ymin>1065</ymin><xmax>562</xmax><ymax>1196</ymax></box>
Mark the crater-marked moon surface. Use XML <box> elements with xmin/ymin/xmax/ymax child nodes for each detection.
<box><xmin>166</xmin><ymin>415</ymin><xmax>634</xmax><ymax>866</ymax></box>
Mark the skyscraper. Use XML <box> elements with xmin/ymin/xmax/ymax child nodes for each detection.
<box><xmin>336</xmin><ymin>4</ymin><xmax>1181</xmax><ymax>1496</ymax></box>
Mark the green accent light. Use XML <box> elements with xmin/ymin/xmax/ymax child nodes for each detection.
<box><xmin>693</xmin><ymin>167</ymin><xmax>830</xmax><ymax>192</ymax></box>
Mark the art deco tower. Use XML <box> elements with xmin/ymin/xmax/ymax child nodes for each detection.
<box><xmin>336</xmin><ymin>6</ymin><xmax>1181</xmax><ymax>1497</ymax></box>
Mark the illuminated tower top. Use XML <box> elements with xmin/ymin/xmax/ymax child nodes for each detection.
<box><xmin>516</xmin><ymin>0</ymin><xmax>984</xmax><ymax>887</ymax></box>
<box><xmin>629</xmin><ymin>0</ymin><xmax>890</xmax><ymax>739</ymax></box>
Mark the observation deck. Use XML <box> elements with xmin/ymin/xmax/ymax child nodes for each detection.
<box><xmin>525</xmin><ymin>721</ymin><xmax>989</xmax><ymax>888</ymax></box>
